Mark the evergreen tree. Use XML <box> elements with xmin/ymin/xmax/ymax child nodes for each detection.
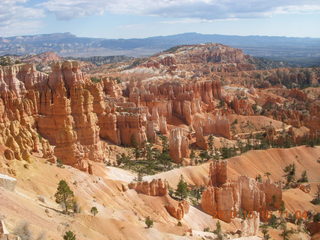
<box><xmin>264</xmin><ymin>172</ymin><xmax>271</xmax><ymax>180</ymax></box>
<box><xmin>279</xmin><ymin>223</ymin><xmax>294</xmax><ymax>240</ymax></box>
<box><xmin>255</xmin><ymin>174</ymin><xmax>262</xmax><ymax>183</ymax></box>
<box><xmin>63</xmin><ymin>231</ymin><xmax>76</xmax><ymax>240</ymax></box>
<box><xmin>90</xmin><ymin>206</ymin><xmax>98</xmax><ymax>216</ymax></box>
<box><xmin>145</xmin><ymin>216</ymin><xmax>153</xmax><ymax>228</ymax></box>
<box><xmin>279</xmin><ymin>201</ymin><xmax>286</xmax><ymax>219</ymax></box>
<box><xmin>311</xmin><ymin>184</ymin><xmax>320</xmax><ymax>205</ymax></box>
<box><xmin>176</xmin><ymin>175</ymin><xmax>189</xmax><ymax>200</ymax></box>
<box><xmin>260</xmin><ymin>225</ymin><xmax>271</xmax><ymax>240</ymax></box>
<box><xmin>297</xmin><ymin>170</ymin><xmax>308</xmax><ymax>183</ymax></box>
<box><xmin>213</xmin><ymin>221</ymin><xmax>223</xmax><ymax>240</ymax></box>
<box><xmin>199</xmin><ymin>150</ymin><xmax>210</xmax><ymax>162</ymax></box>
<box><xmin>55</xmin><ymin>180</ymin><xmax>75</xmax><ymax>214</ymax></box>
<box><xmin>116</xmin><ymin>153</ymin><xmax>131</xmax><ymax>166</ymax></box>
<box><xmin>208</xmin><ymin>135</ymin><xmax>214</xmax><ymax>156</ymax></box>
<box><xmin>141</xmin><ymin>142</ymin><xmax>154</xmax><ymax>161</ymax></box>
<box><xmin>268</xmin><ymin>214</ymin><xmax>278</xmax><ymax>228</ymax></box>
<box><xmin>158</xmin><ymin>151</ymin><xmax>172</xmax><ymax>170</ymax></box>
<box><xmin>131</xmin><ymin>135</ymin><xmax>141</xmax><ymax>160</ymax></box>
<box><xmin>159</xmin><ymin>135</ymin><xmax>169</xmax><ymax>153</ymax></box>
<box><xmin>283</xmin><ymin>163</ymin><xmax>296</xmax><ymax>187</ymax></box>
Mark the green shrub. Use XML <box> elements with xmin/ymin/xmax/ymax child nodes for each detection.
<box><xmin>297</xmin><ymin>170</ymin><xmax>308</xmax><ymax>183</ymax></box>
<box><xmin>145</xmin><ymin>216</ymin><xmax>153</xmax><ymax>228</ymax></box>
<box><xmin>63</xmin><ymin>231</ymin><xmax>76</xmax><ymax>240</ymax></box>
<box><xmin>90</xmin><ymin>77</ymin><xmax>101</xmax><ymax>83</ymax></box>
<box><xmin>176</xmin><ymin>175</ymin><xmax>189</xmax><ymax>200</ymax></box>
<box><xmin>90</xmin><ymin>206</ymin><xmax>98</xmax><ymax>216</ymax></box>
<box><xmin>55</xmin><ymin>180</ymin><xmax>75</xmax><ymax>214</ymax></box>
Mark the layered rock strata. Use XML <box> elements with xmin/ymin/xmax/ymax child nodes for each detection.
<box><xmin>127</xmin><ymin>179</ymin><xmax>189</xmax><ymax>220</ymax></box>
<box><xmin>128</xmin><ymin>179</ymin><xmax>168</xmax><ymax>196</ymax></box>
<box><xmin>201</xmin><ymin>161</ymin><xmax>282</xmax><ymax>222</ymax></box>
<box><xmin>169</xmin><ymin>128</ymin><xmax>190</xmax><ymax>163</ymax></box>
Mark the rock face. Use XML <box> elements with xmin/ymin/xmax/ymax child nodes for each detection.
<box><xmin>0</xmin><ymin>174</ymin><xmax>17</xmax><ymax>191</ymax></box>
<box><xmin>128</xmin><ymin>179</ymin><xmax>189</xmax><ymax>220</ymax></box>
<box><xmin>241</xmin><ymin>212</ymin><xmax>260</xmax><ymax>236</ymax></box>
<box><xmin>0</xmin><ymin>70</ymin><xmax>55</xmax><ymax>165</ymax></box>
<box><xmin>128</xmin><ymin>179</ymin><xmax>168</xmax><ymax>196</ymax></box>
<box><xmin>159</xmin><ymin>116</ymin><xmax>168</xmax><ymax>134</ymax></box>
<box><xmin>0</xmin><ymin>64</ymin><xmax>46</xmax><ymax>96</ymax></box>
<box><xmin>1</xmin><ymin>43</ymin><xmax>319</xmax><ymax>174</ymax></box>
<box><xmin>165</xmin><ymin>200</ymin><xmax>190</xmax><ymax>220</ymax></box>
<box><xmin>208</xmin><ymin>161</ymin><xmax>227</xmax><ymax>187</ymax></box>
<box><xmin>0</xmin><ymin>220</ymin><xmax>9</xmax><ymax>235</ymax></box>
<box><xmin>37</xmin><ymin>62</ymin><xmax>106</xmax><ymax>170</ymax></box>
<box><xmin>143</xmin><ymin>44</ymin><xmax>255</xmax><ymax>72</ymax></box>
<box><xmin>201</xmin><ymin>161</ymin><xmax>282</xmax><ymax>223</ymax></box>
<box><xmin>0</xmin><ymin>62</ymin><xmax>152</xmax><ymax>170</ymax></box>
<box><xmin>126</xmin><ymin>79</ymin><xmax>222</xmax><ymax>127</ymax></box>
<box><xmin>0</xmin><ymin>219</ymin><xmax>20</xmax><ymax>240</ymax></box>
<box><xmin>169</xmin><ymin>128</ymin><xmax>190</xmax><ymax>163</ymax></box>
<box><xmin>194</xmin><ymin>115</ymin><xmax>231</xmax><ymax>146</ymax></box>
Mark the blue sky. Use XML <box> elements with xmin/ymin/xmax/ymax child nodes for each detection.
<box><xmin>1</xmin><ymin>0</ymin><xmax>320</xmax><ymax>38</ymax></box>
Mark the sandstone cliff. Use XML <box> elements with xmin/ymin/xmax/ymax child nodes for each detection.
<box><xmin>201</xmin><ymin>161</ymin><xmax>282</xmax><ymax>222</ymax></box>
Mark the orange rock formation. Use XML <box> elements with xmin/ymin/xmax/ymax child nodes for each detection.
<box><xmin>201</xmin><ymin>161</ymin><xmax>282</xmax><ymax>222</ymax></box>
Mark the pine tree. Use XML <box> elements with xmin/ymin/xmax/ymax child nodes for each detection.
<box><xmin>208</xmin><ymin>135</ymin><xmax>214</xmax><ymax>156</ymax></box>
<box><xmin>55</xmin><ymin>180</ymin><xmax>75</xmax><ymax>214</ymax></box>
<box><xmin>279</xmin><ymin>223</ymin><xmax>294</xmax><ymax>240</ymax></box>
<box><xmin>145</xmin><ymin>216</ymin><xmax>153</xmax><ymax>228</ymax></box>
<box><xmin>311</xmin><ymin>184</ymin><xmax>320</xmax><ymax>205</ymax></box>
<box><xmin>264</xmin><ymin>172</ymin><xmax>271</xmax><ymax>180</ymax></box>
<box><xmin>213</xmin><ymin>221</ymin><xmax>223</xmax><ymax>240</ymax></box>
<box><xmin>297</xmin><ymin>170</ymin><xmax>308</xmax><ymax>183</ymax></box>
<box><xmin>145</xmin><ymin>143</ymin><xmax>154</xmax><ymax>161</ymax></box>
<box><xmin>255</xmin><ymin>174</ymin><xmax>262</xmax><ymax>183</ymax></box>
<box><xmin>283</xmin><ymin>163</ymin><xmax>296</xmax><ymax>187</ymax></box>
<box><xmin>199</xmin><ymin>150</ymin><xmax>210</xmax><ymax>162</ymax></box>
<box><xmin>63</xmin><ymin>231</ymin><xmax>76</xmax><ymax>240</ymax></box>
<box><xmin>260</xmin><ymin>225</ymin><xmax>271</xmax><ymax>240</ymax></box>
<box><xmin>176</xmin><ymin>175</ymin><xmax>189</xmax><ymax>200</ymax></box>
<box><xmin>131</xmin><ymin>135</ymin><xmax>141</xmax><ymax>160</ymax></box>
<box><xmin>90</xmin><ymin>206</ymin><xmax>98</xmax><ymax>216</ymax></box>
<box><xmin>159</xmin><ymin>135</ymin><xmax>169</xmax><ymax>153</ymax></box>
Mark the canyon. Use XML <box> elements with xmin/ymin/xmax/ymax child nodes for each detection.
<box><xmin>0</xmin><ymin>43</ymin><xmax>320</xmax><ymax>240</ymax></box>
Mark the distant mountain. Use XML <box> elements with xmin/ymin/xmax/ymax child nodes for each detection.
<box><xmin>1</xmin><ymin>32</ymin><xmax>320</xmax><ymax>66</ymax></box>
<box><xmin>67</xmin><ymin>55</ymin><xmax>134</xmax><ymax>66</ymax></box>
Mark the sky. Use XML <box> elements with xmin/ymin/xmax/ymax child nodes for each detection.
<box><xmin>1</xmin><ymin>0</ymin><xmax>320</xmax><ymax>38</ymax></box>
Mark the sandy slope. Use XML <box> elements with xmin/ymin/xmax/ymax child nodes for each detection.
<box><xmin>147</xmin><ymin>146</ymin><xmax>320</xmax><ymax>186</ymax></box>
<box><xmin>1</xmin><ymin>146</ymin><xmax>319</xmax><ymax>239</ymax></box>
<box><xmin>0</xmin><ymin>159</ymin><xmax>220</xmax><ymax>239</ymax></box>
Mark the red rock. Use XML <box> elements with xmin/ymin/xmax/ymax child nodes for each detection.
<box><xmin>201</xmin><ymin>161</ymin><xmax>282</xmax><ymax>222</ymax></box>
<box><xmin>159</xmin><ymin>116</ymin><xmax>168</xmax><ymax>134</ymax></box>
<box><xmin>169</xmin><ymin>128</ymin><xmax>190</xmax><ymax>163</ymax></box>
<box><xmin>299</xmin><ymin>184</ymin><xmax>311</xmax><ymax>193</ymax></box>
<box><xmin>128</xmin><ymin>179</ymin><xmax>168</xmax><ymax>196</ymax></box>
<box><xmin>165</xmin><ymin>200</ymin><xmax>189</xmax><ymax>220</ymax></box>
<box><xmin>3</xmin><ymin>149</ymin><xmax>14</xmax><ymax>160</ymax></box>
<box><xmin>146</xmin><ymin>121</ymin><xmax>156</xmax><ymax>143</ymax></box>
<box><xmin>208</xmin><ymin>161</ymin><xmax>227</xmax><ymax>187</ymax></box>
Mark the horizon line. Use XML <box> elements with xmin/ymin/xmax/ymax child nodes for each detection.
<box><xmin>2</xmin><ymin>32</ymin><xmax>320</xmax><ymax>40</ymax></box>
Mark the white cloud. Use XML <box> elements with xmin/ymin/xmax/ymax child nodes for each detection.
<box><xmin>0</xmin><ymin>0</ymin><xmax>44</xmax><ymax>36</ymax></box>
<box><xmin>1</xmin><ymin>0</ymin><xmax>320</xmax><ymax>37</ymax></box>
<box><xmin>40</xmin><ymin>0</ymin><xmax>320</xmax><ymax>20</ymax></box>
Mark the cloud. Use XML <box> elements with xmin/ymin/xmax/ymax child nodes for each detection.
<box><xmin>1</xmin><ymin>0</ymin><xmax>320</xmax><ymax>37</ymax></box>
<box><xmin>40</xmin><ymin>0</ymin><xmax>320</xmax><ymax>20</ymax></box>
<box><xmin>0</xmin><ymin>0</ymin><xmax>44</xmax><ymax>36</ymax></box>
